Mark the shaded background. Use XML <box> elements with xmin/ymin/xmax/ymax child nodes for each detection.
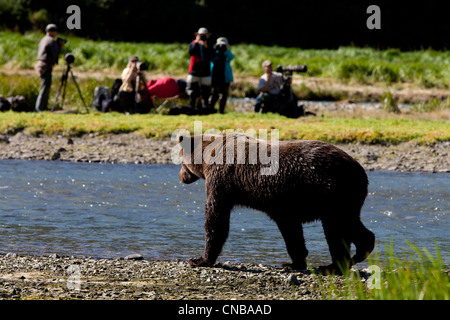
<box><xmin>1</xmin><ymin>0</ymin><xmax>449</xmax><ymax>49</ymax></box>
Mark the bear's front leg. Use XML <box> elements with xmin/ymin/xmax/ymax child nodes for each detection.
<box><xmin>188</xmin><ymin>198</ymin><xmax>231</xmax><ymax>268</ymax></box>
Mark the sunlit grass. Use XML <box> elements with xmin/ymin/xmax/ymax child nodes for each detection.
<box><xmin>0</xmin><ymin>31</ymin><xmax>448</xmax><ymax>88</ymax></box>
<box><xmin>0</xmin><ymin>111</ymin><xmax>448</xmax><ymax>144</ymax></box>
<box><xmin>315</xmin><ymin>242</ymin><xmax>449</xmax><ymax>300</ymax></box>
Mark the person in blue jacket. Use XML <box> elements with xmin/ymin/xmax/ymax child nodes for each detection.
<box><xmin>209</xmin><ymin>37</ymin><xmax>234</xmax><ymax>114</ymax></box>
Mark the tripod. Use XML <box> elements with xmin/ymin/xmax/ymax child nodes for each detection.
<box><xmin>52</xmin><ymin>63</ymin><xmax>89</xmax><ymax>113</ymax></box>
<box><xmin>280</xmin><ymin>72</ymin><xmax>299</xmax><ymax>118</ymax></box>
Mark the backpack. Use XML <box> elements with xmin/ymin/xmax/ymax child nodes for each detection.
<box><xmin>0</xmin><ymin>95</ymin><xmax>11</xmax><ymax>111</ymax></box>
<box><xmin>7</xmin><ymin>95</ymin><xmax>32</xmax><ymax>112</ymax></box>
<box><xmin>92</xmin><ymin>86</ymin><xmax>112</xmax><ymax>111</ymax></box>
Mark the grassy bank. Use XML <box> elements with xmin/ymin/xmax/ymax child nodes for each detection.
<box><xmin>1</xmin><ymin>111</ymin><xmax>448</xmax><ymax>144</ymax></box>
<box><xmin>316</xmin><ymin>242</ymin><xmax>449</xmax><ymax>300</ymax></box>
<box><xmin>1</xmin><ymin>31</ymin><xmax>449</xmax><ymax>88</ymax></box>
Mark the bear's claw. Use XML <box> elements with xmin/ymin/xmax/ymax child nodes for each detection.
<box><xmin>188</xmin><ymin>257</ymin><xmax>212</xmax><ymax>267</ymax></box>
<box><xmin>281</xmin><ymin>262</ymin><xmax>307</xmax><ymax>271</ymax></box>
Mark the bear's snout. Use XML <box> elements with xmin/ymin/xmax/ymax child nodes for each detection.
<box><xmin>179</xmin><ymin>166</ymin><xmax>199</xmax><ymax>184</ymax></box>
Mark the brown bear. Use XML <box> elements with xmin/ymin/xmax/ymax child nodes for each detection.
<box><xmin>177</xmin><ymin>132</ymin><xmax>375</xmax><ymax>274</ymax></box>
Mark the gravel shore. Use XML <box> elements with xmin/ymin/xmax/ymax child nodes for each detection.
<box><xmin>0</xmin><ymin>253</ymin><xmax>367</xmax><ymax>300</ymax></box>
<box><xmin>0</xmin><ymin>132</ymin><xmax>448</xmax><ymax>172</ymax></box>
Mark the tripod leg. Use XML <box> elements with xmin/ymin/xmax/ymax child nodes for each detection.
<box><xmin>52</xmin><ymin>70</ymin><xmax>68</xmax><ymax>112</ymax></box>
<box><xmin>290</xmin><ymin>88</ymin><xmax>299</xmax><ymax>118</ymax></box>
<box><xmin>60</xmin><ymin>75</ymin><xmax>68</xmax><ymax>110</ymax></box>
<box><xmin>70</xmin><ymin>70</ymin><xmax>89</xmax><ymax>113</ymax></box>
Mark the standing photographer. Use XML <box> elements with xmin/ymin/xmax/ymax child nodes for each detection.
<box><xmin>34</xmin><ymin>24</ymin><xmax>65</xmax><ymax>112</ymax></box>
<box><xmin>186</xmin><ymin>27</ymin><xmax>213</xmax><ymax>112</ymax></box>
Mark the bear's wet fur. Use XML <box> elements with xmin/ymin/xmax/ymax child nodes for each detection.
<box><xmin>177</xmin><ymin>133</ymin><xmax>375</xmax><ymax>274</ymax></box>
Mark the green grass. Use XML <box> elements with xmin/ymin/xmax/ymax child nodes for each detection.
<box><xmin>0</xmin><ymin>31</ymin><xmax>449</xmax><ymax>88</ymax></box>
<box><xmin>0</xmin><ymin>111</ymin><xmax>448</xmax><ymax>144</ymax></box>
<box><xmin>0</xmin><ymin>72</ymin><xmax>40</xmax><ymax>104</ymax></box>
<box><xmin>231</xmin><ymin>45</ymin><xmax>450</xmax><ymax>87</ymax></box>
<box><xmin>0</xmin><ymin>71</ymin><xmax>113</xmax><ymax>111</ymax></box>
<box><xmin>315</xmin><ymin>242</ymin><xmax>449</xmax><ymax>300</ymax></box>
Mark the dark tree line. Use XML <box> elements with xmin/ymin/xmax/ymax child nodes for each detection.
<box><xmin>1</xmin><ymin>0</ymin><xmax>449</xmax><ymax>49</ymax></box>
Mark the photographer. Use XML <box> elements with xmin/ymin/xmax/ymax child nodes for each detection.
<box><xmin>186</xmin><ymin>27</ymin><xmax>213</xmax><ymax>112</ymax></box>
<box><xmin>116</xmin><ymin>56</ymin><xmax>152</xmax><ymax>114</ymax></box>
<box><xmin>34</xmin><ymin>24</ymin><xmax>65</xmax><ymax>112</ymax></box>
<box><xmin>255</xmin><ymin>61</ymin><xmax>311</xmax><ymax>118</ymax></box>
<box><xmin>254</xmin><ymin>60</ymin><xmax>284</xmax><ymax>113</ymax></box>
<box><xmin>209</xmin><ymin>37</ymin><xmax>234</xmax><ymax>114</ymax></box>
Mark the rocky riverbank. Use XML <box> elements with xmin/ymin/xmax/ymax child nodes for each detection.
<box><xmin>0</xmin><ymin>132</ymin><xmax>448</xmax><ymax>172</ymax></box>
<box><xmin>0</xmin><ymin>253</ymin><xmax>368</xmax><ymax>300</ymax></box>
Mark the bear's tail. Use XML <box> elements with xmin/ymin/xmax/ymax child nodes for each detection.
<box><xmin>351</xmin><ymin>220</ymin><xmax>375</xmax><ymax>264</ymax></box>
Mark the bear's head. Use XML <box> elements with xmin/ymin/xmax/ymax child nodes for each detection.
<box><xmin>177</xmin><ymin>134</ymin><xmax>207</xmax><ymax>184</ymax></box>
<box><xmin>177</xmin><ymin>133</ymin><xmax>226</xmax><ymax>184</ymax></box>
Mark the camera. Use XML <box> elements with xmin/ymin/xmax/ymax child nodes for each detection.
<box><xmin>215</xmin><ymin>43</ymin><xmax>227</xmax><ymax>53</ymax></box>
<box><xmin>200</xmin><ymin>34</ymin><xmax>207</xmax><ymax>41</ymax></box>
<box><xmin>276</xmin><ymin>64</ymin><xmax>307</xmax><ymax>87</ymax></box>
<box><xmin>136</xmin><ymin>61</ymin><xmax>148</xmax><ymax>71</ymax></box>
<box><xmin>64</xmin><ymin>53</ymin><xmax>75</xmax><ymax>64</ymax></box>
<box><xmin>276</xmin><ymin>65</ymin><xmax>307</xmax><ymax>74</ymax></box>
<box><xmin>57</xmin><ymin>37</ymin><xmax>67</xmax><ymax>45</ymax></box>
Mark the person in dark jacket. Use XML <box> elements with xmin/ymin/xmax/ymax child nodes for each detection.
<box><xmin>186</xmin><ymin>27</ymin><xmax>213</xmax><ymax>111</ymax></box>
<box><xmin>209</xmin><ymin>37</ymin><xmax>234</xmax><ymax>114</ymax></box>
<box><xmin>34</xmin><ymin>24</ymin><xmax>65</xmax><ymax>112</ymax></box>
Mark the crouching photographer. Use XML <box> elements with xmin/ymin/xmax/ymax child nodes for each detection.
<box><xmin>255</xmin><ymin>60</ymin><xmax>310</xmax><ymax>118</ymax></box>
<box><xmin>115</xmin><ymin>56</ymin><xmax>153</xmax><ymax>114</ymax></box>
<box><xmin>255</xmin><ymin>60</ymin><xmax>284</xmax><ymax>114</ymax></box>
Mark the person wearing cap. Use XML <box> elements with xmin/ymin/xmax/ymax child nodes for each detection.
<box><xmin>187</xmin><ymin>27</ymin><xmax>214</xmax><ymax>111</ymax></box>
<box><xmin>115</xmin><ymin>56</ymin><xmax>151</xmax><ymax>113</ymax></box>
<box><xmin>209</xmin><ymin>37</ymin><xmax>234</xmax><ymax>113</ymax></box>
<box><xmin>34</xmin><ymin>24</ymin><xmax>65</xmax><ymax>112</ymax></box>
<box><xmin>254</xmin><ymin>60</ymin><xmax>284</xmax><ymax>113</ymax></box>
<box><xmin>119</xmin><ymin>56</ymin><xmax>145</xmax><ymax>93</ymax></box>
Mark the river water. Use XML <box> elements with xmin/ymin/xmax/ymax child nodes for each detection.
<box><xmin>0</xmin><ymin>160</ymin><xmax>448</xmax><ymax>266</ymax></box>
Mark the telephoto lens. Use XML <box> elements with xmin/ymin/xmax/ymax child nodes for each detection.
<box><xmin>136</xmin><ymin>61</ymin><xmax>148</xmax><ymax>71</ymax></box>
<box><xmin>64</xmin><ymin>53</ymin><xmax>75</xmax><ymax>64</ymax></box>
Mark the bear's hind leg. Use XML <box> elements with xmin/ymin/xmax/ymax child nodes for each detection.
<box><xmin>320</xmin><ymin>218</ymin><xmax>353</xmax><ymax>275</ymax></box>
<box><xmin>275</xmin><ymin>218</ymin><xmax>308</xmax><ymax>271</ymax></box>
